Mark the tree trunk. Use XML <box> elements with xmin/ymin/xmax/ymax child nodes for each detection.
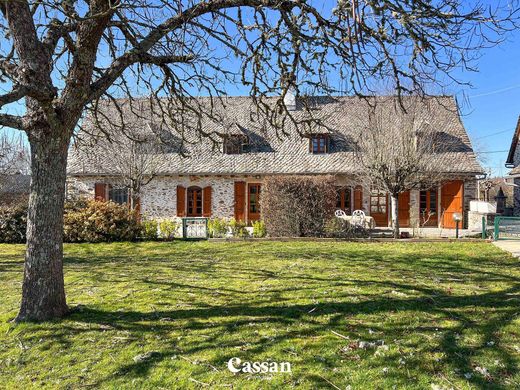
<box><xmin>16</xmin><ymin>128</ymin><xmax>70</xmax><ymax>322</ymax></box>
<box><xmin>391</xmin><ymin>194</ymin><xmax>400</xmax><ymax>239</ymax></box>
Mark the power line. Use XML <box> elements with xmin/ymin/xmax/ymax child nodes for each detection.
<box><xmin>473</xmin><ymin>127</ymin><xmax>514</xmax><ymax>140</ymax></box>
<box><xmin>477</xmin><ymin>150</ymin><xmax>509</xmax><ymax>154</ymax></box>
<box><xmin>469</xmin><ymin>83</ymin><xmax>520</xmax><ymax>98</ymax></box>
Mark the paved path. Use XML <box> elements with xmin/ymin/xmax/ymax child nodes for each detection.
<box><xmin>492</xmin><ymin>240</ymin><xmax>520</xmax><ymax>258</ymax></box>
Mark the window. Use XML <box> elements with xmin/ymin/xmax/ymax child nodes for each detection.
<box><xmin>224</xmin><ymin>135</ymin><xmax>248</xmax><ymax>154</ymax></box>
<box><xmin>420</xmin><ymin>189</ymin><xmax>438</xmax><ymax>226</ymax></box>
<box><xmin>248</xmin><ymin>183</ymin><xmax>261</xmax><ymax>221</ymax></box>
<box><xmin>187</xmin><ymin>186</ymin><xmax>203</xmax><ymax>216</ymax></box>
<box><xmin>108</xmin><ymin>186</ymin><xmax>129</xmax><ymax>205</ymax></box>
<box><xmin>310</xmin><ymin>134</ymin><xmax>328</xmax><ymax>154</ymax></box>
<box><xmin>370</xmin><ymin>189</ymin><xmax>387</xmax><ymax>214</ymax></box>
<box><xmin>336</xmin><ymin>187</ymin><xmax>352</xmax><ymax>213</ymax></box>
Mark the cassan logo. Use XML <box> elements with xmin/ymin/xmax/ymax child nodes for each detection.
<box><xmin>227</xmin><ymin>357</ymin><xmax>291</xmax><ymax>373</ymax></box>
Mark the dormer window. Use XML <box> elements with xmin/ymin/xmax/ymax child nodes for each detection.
<box><xmin>223</xmin><ymin>135</ymin><xmax>248</xmax><ymax>155</ymax></box>
<box><xmin>310</xmin><ymin>134</ymin><xmax>329</xmax><ymax>154</ymax></box>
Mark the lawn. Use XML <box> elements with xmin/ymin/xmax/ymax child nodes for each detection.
<box><xmin>0</xmin><ymin>241</ymin><xmax>519</xmax><ymax>389</ymax></box>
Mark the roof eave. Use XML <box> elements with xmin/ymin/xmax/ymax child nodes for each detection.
<box><xmin>505</xmin><ymin>115</ymin><xmax>520</xmax><ymax>165</ymax></box>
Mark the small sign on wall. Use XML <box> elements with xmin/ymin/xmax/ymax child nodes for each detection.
<box><xmin>182</xmin><ymin>217</ymin><xmax>209</xmax><ymax>239</ymax></box>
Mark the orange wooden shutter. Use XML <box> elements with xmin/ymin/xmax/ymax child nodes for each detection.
<box><xmin>354</xmin><ymin>185</ymin><xmax>363</xmax><ymax>210</ymax></box>
<box><xmin>203</xmin><ymin>186</ymin><xmax>212</xmax><ymax>217</ymax></box>
<box><xmin>94</xmin><ymin>183</ymin><xmax>107</xmax><ymax>201</ymax></box>
<box><xmin>234</xmin><ymin>181</ymin><xmax>246</xmax><ymax>221</ymax></box>
<box><xmin>441</xmin><ymin>180</ymin><xmax>463</xmax><ymax>229</ymax></box>
<box><xmin>177</xmin><ymin>185</ymin><xmax>186</xmax><ymax>217</ymax></box>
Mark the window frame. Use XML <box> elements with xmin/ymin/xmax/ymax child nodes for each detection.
<box><xmin>247</xmin><ymin>183</ymin><xmax>262</xmax><ymax>222</ymax></box>
<box><xmin>370</xmin><ymin>189</ymin><xmax>387</xmax><ymax>215</ymax></box>
<box><xmin>187</xmin><ymin>186</ymin><xmax>203</xmax><ymax>217</ymax></box>
<box><xmin>108</xmin><ymin>185</ymin><xmax>129</xmax><ymax>205</ymax></box>
<box><xmin>223</xmin><ymin>135</ymin><xmax>248</xmax><ymax>155</ymax></box>
<box><xmin>310</xmin><ymin>134</ymin><xmax>329</xmax><ymax>154</ymax></box>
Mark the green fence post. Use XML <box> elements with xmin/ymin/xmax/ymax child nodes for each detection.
<box><xmin>494</xmin><ymin>216</ymin><xmax>500</xmax><ymax>241</ymax></box>
<box><xmin>482</xmin><ymin>216</ymin><xmax>486</xmax><ymax>239</ymax></box>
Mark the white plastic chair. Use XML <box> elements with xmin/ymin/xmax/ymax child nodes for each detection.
<box><xmin>351</xmin><ymin>209</ymin><xmax>366</xmax><ymax>227</ymax></box>
<box><xmin>335</xmin><ymin>209</ymin><xmax>347</xmax><ymax>218</ymax></box>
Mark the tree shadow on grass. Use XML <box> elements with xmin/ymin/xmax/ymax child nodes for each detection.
<box><xmin>6</xmin><ymin>242</ymin><xmax>520</xmax><ymax>388</ymax></box>
<box><xmin>48</xmin><ymin>281</ymin><xmax>520</xmax><ymax>389</ymax></box>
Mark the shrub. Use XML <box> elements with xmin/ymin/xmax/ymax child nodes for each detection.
<box><xmin>63</xmin><ymin>200</ymin><xmax>140</xmax><ymax>243</ymax></box>
<box><xmin>0</xmin><ymin>201</ymin><xmax>28</xmax><ymax>243</ymax></box>
<box><xmin>158</xmin><ymin>220</ymin><xmax>179</xmax><ymax>240</ymax></box>
<box><xmin>208</xmin><ymin>217</ymin><xmax>229</xmax><ymax>238</ymax></box>
<box><xmin>324</xmin><ymin>217</ymin><xmax>369</xmax><ymax>239</ymax></box>
<box><xmin>229</xmin><ymin>218</ymin><xmax>249</xmax><ymax>238</ymax></box>
<box><xmin>252</xmin><ymin>220</ymin><xmax>266</xmax><ymax>238</ymax></box>
<box><xmin>324</xmin><ymin>217</ymin><xmax>349</xmax><ymax>238</ymax></box>
<box><xmin>261</xmin><ymin>175</ymin><xmax>336</xmax><ymax>237</ymax></box>
<box><xmin>141</xmin><ymin>219</ymin><xmax>159</xmax><ymax>241</ymax></box>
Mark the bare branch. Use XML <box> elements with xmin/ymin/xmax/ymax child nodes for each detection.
<box><xmin>0</xmin><ymin>85</ymin><xmax>27</xmax><ymax>108</ymax></box>
<box><xmin>0</xmin><ymin>113</ymin><xmax>25</xmax><ymax>130</ymax></box>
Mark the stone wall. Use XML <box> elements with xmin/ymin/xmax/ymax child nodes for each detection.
<box><xmin>68</xmin><ymin>174</ymin><xmax>256</xmax><ymax>220</ymax></box>
<box><xmin>513</xmin><ymin>177</ymin><xmax>520</xmax><ymax>216</ymax></box>
<box><xmin>67</xmin><ymin>175</ymin><xmax>480</xmax><ymax>228</ymax></box>
<box><xmin>141</xmin><ymin>176</ymin><xmax>237</xmax><ymax>219</ymax></box>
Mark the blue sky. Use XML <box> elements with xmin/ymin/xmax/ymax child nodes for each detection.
<box><xmin>451</xmin><ymin>29</ymin><xmax>520</xmax><ymax>177</ymax></box>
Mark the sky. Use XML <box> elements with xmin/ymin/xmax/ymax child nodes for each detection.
<box><xmin>2</xmin><ymin>2</ymin><xmax>520</xmax><ymax>178</ymax></box>
<box><xmin>451</xmin><ymin>29</ymin><xmax>520</xmax><ymax>177</ymax></box>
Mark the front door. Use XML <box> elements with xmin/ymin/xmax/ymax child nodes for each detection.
<box><xmin>420</xmin><ymin>189</ymin><xmax>438</xmax><ymax>227</ymax></box>
<box><xmin>441</xmin><ymin>181</ymin><xmax>463</xmax><ymax>229</ymax></box>
<box><xmin>370</xmin><ymin>189</ymin><xmax>388</xmax><ymax>227</ymax></box>
<box><xmin>398</xmin><ymin>191</ymin><xmax>410</xmax><ymax>227</ymax></box>
<box><xmin>247</xmin><ymin>183</ymin><xmax>261</xmax><ymax>222</ymax></box>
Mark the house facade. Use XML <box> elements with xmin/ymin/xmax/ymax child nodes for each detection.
<box><xmin>67</xmin><ymin>95</ymin><xmax>483</xmax><ymax>230</ymax></box>
<box><xmin>505</xmin><ymin>116</ymin><xmax>520</xmax><ymax>215</ymax></box>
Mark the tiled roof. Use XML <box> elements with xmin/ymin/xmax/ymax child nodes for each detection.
<box><xmin>68</xmin><ymin>95</ymin><xmax>484</xmax><ymax>176</ymax></box>
<box><xmin>509</xmin><ymin>165</ymin><xmax>520</xmax><ymax>176</ymax></box>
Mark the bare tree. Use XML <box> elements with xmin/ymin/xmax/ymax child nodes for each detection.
<box><xmin>0</xmin><ymin>0</ymin><xmax>517</xmax><ymax>321</ymax></box>
<box><xmin>76</xmin><ymin>123</ymin><xmax>171</xmax><ymax>209</ymax></box>
<box><xmin>354</xmin><ymin>97</ymin><xmax>452</xmax><ymax>239</ymax></box>
<box><xmin>0</xmin><ymin>133</ymin><xmax>29</xmax><ymax>175</ymax></box>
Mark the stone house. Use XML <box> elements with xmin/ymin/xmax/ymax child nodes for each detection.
<box><xmin>0</xmin><ymin>174</ymin><xmax>30</xmax><ymax>205</ymax></box>
<box><xmin>67</xmin><ymin>95</ymin><xmax>483</xmax><ymax>230</ymax></box>
<box><xmin>505</xmin><ymin>116</ymin><xmax>520</xmax><ymax>215</ymax></box>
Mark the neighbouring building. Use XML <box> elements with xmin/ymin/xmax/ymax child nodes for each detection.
<box><xmin>0</xmin><ymin>174</ymin><xmax>30</xmax><ymax>205</ymax></box>
<box><xmin>505</xmin><ymin>116</ymin><xmax>520</xmax><ymax>215</ymax></box>
<box><xmin>67</xmin><ymin>95</ymin><xmax>484</xmax><ymax>230</ymax></box>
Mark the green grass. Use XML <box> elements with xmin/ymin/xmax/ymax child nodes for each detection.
<box><xmin>0</xmin><ymin>241</ymin><xmax>520</xmax><ymax>389</ymax></box>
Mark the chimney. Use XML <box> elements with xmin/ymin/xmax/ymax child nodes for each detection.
<box><xmin>283</xmin><ymin>87</ymin><xmax>297</xmax><ymax>111</ymax></box>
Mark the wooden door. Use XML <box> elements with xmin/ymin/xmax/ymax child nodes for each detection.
<box><xmin>247</xmin><ymin>183</ymin><xmax>261</xmax><ymax>222</ymax></box>
<box><xmin>398</xmin><ymin>191</ymin><xmax>410</xmax><ymax>227</ymax></box>
<box><xmin>441</xmin><ymin>181</ymin><xmax>463</xmax><ymax>229</ymax></box>
<box><xmin>420</xmin><ymin>189</ymin><xmax>438</xmax><ymax>227</ymax></box>
<box><xmin>336</xmin><ymin>186</ymin><xmax>352</xmax><ymax>214</ymax></box>
<box><xmin>370</xmin><ymin>189</ymin><xmax>388</xmax><ymax>227</ymax></box>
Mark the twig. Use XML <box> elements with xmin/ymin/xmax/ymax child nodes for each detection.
<box><xmin>189</xmin><ymin>378</ymin><xmax>210</xmax><ymax>387</ymax></box>
<box><xmin>180</xmin><ymin>356</ymin><xmax>197</xmax><ymax>364</ymax></box>
<box><xmin>318</xmin><ymin>374</ymin><xmax>342</xmax><ymax>390</ymax></box>
<box><xmin>331</xmin><ymin>330</ymin><xmax>350</xmax><ymax>340</ymax></box>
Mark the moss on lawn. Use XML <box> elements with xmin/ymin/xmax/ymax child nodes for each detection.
<box><xmin>0</xmin><ymin>241</ymin><xmax>519</xmax><ymax>389</ymax></box>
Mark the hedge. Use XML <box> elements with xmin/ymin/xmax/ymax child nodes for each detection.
<box><xmin>0</xmin><ymin>199</ymin><xmax>141</xmax><ymax>243</ymax></box>
<box><xmin>261</xmin><ymin>175</ymin><xmax>336</xmax><ymax>237</ymax></box>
